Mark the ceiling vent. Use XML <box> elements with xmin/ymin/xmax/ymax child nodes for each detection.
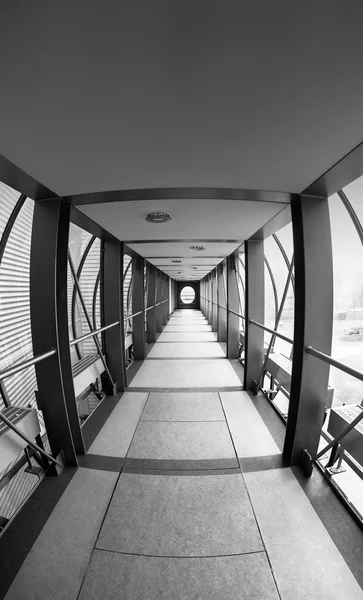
<box><xmin>145</xmin><ymin>212</ymin><xmax>171</xmax><ymax>223</ymax></box>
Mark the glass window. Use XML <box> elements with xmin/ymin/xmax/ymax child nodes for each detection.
<box><xmin>180</xmin><ymin>286</ymin><xmax>195</xmax><ymax>304</ymax></box>
<box><xmin>0</xmin><ymin>182</ymin><xmax>21</xmax><ymax>242</ymax></box>
<box><xmin>328</xmin><ymin>192</ymin><xmax>363</xmax><ymax>406</ymax></box>
<box><xmin>264</xmin><ymin>223</ymin><xmax>294</xmax><ymax>357</ymax></box>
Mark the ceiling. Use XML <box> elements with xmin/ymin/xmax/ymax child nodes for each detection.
<box><xmin>1</xmin><ymin>2</ymin><xmax>363</xmax><ymax>280</ymax></box>
<box><xmin>79</xmin><ymin>198</ymin><xmax>285</xmax><ymax>279</ymax></box>
<box><xmin>1</xmin><ymin>2</ymin><xmax>363</xmax><ymax>197</ymax></box>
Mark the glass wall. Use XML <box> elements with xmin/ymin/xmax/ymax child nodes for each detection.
<box><xmin>328</xmin><ymin>190</ymin><xmax>363</xmax><ymax>407</ymax></box>
<box><xmin>67</xmin><ymin>224</ymin><xmax>103</xmax><ymax>422</ymax></box>
<box><xmin>123</xmin><ymin>254</ymin><xmax>133</xmax><ymax>366</ymax></box>
<box><xmin>0</xmin><ymin>185</ymin><xmax>46</xmax><ymax>528</ymax></box>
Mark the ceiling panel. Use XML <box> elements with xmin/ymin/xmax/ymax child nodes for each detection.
<box><xmin>78</xmin><ymin>199</ymin><xmax>283</xmax><ymax>242</ymax></box>
<box><xmin>1</xmin><ymin>3</ymin><xmax>363</xmax><ymax>196</ymax></box>
<box><xmin>128</xmin><ymin>241</ymin><xmax>240</xmax><ymax>258</ymax></box>
<box><xmin>148</xmin><ymin>257</ymin><xmax>223</xmax><ymax>266</ymax></box>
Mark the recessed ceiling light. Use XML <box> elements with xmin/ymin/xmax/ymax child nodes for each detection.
<box><xmin>145</xmin><ymin>212</ymin><xmax>171</xmax><ymax>223</ymax></box>
<box><xmin>189</xmin><ymin>245</ymin><xmax>205</xmax><ymax>251</ymax></box>
<box><xmin>172</xmin><ymin>259</ymin><xmax>182</xmax><ymax>263</ymax></box>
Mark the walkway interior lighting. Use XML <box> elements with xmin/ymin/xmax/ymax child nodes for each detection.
<box><xmin>145</xmin><ymin>212</ymin><xmax>172</xmax><ymax>223</ymax></box>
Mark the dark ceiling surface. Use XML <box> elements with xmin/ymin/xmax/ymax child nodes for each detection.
<box><xmin>1</xmin><ymin>1</ymin><xmax>363</xmax><ymax>197</ymax></box>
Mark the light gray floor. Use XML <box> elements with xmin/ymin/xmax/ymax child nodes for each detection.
<box><xmin>96</xmin><ymin>472</ymin><xmax>263</xmax><ymax>556</ymax></box>
<box><xmin>142</xmin><ymin>392</ymin><xmax>224</xmax><ymax>421</ymax></box>
<box><xmin>147</xmin><ymin>341</ymin><xmax>226</xmax><ymax>358</ymax></box>
<box><xmin>157</xmin><ymin>331</ymin><xmax>217</xmax><ymax>342</ymax></box>
<box><xmin>220</xmin><ymin>391</ymin><xmax>280</xmax><ymax>457</ymax></box>
<box><xmin>88</xmin><ymin>392</ymin><xmax>148</xmax><ymax>457</ymax></box>
<box><xmin>128</xmin><ymin>358</ymin><xmax>242</xmax><ymax>388</ymax></box>
<box><xmin>78</xmin><ymin>551</ymin><xmax>280</xmax><ymax>600</ymax></box>
<box><xmin>9</xmin><ymin>310</ymin><xmax>363</xmax><ymax>600</ymax></box>
<box><xmin>5</xmin><ymin>468</ymin><xmax>118</xmax><ymax>600</ymax></box>
<box><xmin>127</xmin><ymin>421</ymin><xmax>236</xmax><ymax>460</ymax></box>
<box><xmin>244</xmin><ymin>468</ymin><xmax>363</xmax><ymax>599</ymax></box>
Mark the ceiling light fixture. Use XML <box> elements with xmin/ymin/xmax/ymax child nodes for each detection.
<box><xmin>189</xmin><ymin>245</ymin><xmax>205</xmax><ymax>251</ymax></box>
<box><xmin>145</xmin><ymin>212</ymin><xmax>172</xmax><ymax>223</ymax></box>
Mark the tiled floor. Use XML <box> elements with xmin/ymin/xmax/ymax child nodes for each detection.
<box><xmin>5</xmin><ymin>309</ymin><xmax>363</xmax><ymax>599</ymax></box>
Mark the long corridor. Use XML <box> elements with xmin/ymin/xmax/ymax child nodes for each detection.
<box><xmin>4</xmin><ymin>310</ymin><xmax>363</xmax><ymax>599</ymax></box>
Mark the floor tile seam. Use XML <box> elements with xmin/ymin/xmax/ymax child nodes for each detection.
<box><xmin>122</xmin><ymin>468</ymin><xmax>241</xmax><ymax>477</ymax></box>
<box><xmin>140</xmin><ymin>419</ymin><xmax>227</xmax><ymax>423</ymax></box>
<box><xmin>128</xmin><ymin>385</ymin><xmax>243</xmax><ymax>394</ymax></box>
<box><xmin>146</xmin><ymin>357</ymin><xmax>227</xmax><ymax>360</ymax></box>
<box><xmin>76</xmin><ymin>392</ymin><xmax>151</xmax><ymax>600</ymax></box>
<box><xmin>93</xmin><ymin>547</ymin><xmax>268</xmax><ymax>560</ymax></box>
<box><xmin>146</xmin><ymin>357</ymin><xmax>227</xmax><ymax>361</ymax></box>
<box><xmin>217</xmin><ymin>392</ymin><xmax>283</xmax><ymax>600</ymax></box>
<box><xmin>155</xmin><ymin>341</ymin><xmax>219</xmax><ymax>343</ymax></box>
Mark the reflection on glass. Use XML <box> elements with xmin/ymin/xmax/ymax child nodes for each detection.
<box><xmin>180</xmin><ymin>286</ymin><xmax>195</xmax><ymax>304</ymax></box>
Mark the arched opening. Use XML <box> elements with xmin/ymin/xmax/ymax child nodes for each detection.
<box><xmin>180</xmin><ymin>286</ymin><xmax>196</xmax><ymax>305</ymax></box>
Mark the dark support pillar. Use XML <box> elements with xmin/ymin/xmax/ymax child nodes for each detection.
<box><xmin>207</xmin><ymin>276</ymin><xmax>212</xmax><ymax>325</ymax></box>
<box><xmin>217</xmin><ymin>262</ymin><xmax>227</xmax><ymax>342</ymax></box>
<box><xmin>155</xmin><ymin>271</ymin><xmax>163</xmax><ymax>333</ymax></box>
<box><xmin>162</xmin><ymin>275</ymin><xmax>168</xmax><ymax>326</ymax></box>
<box><xmin>212</xmin><ymin>270</ymin><xmax>218</xmax><ymax>333</ymax></box>
<box><xmin>30</xmin><ymin>200</ymin><xmax>79</xmax><ymax>465</ymax></box>
<box><xmin>102</xmin><ymin>240</ymin><xmax>127</xmax><ymax>393</ymax></box>
<box><xmin>147</xmin><ymin>266</ymin><xmax>157</xmax><ymax>343</ymax></box>
<box><xmin>227</xmin><ymin>254</ymin><xmax>240</xmax><ymax>359</ymax></box>
<box><xmin>284</xmin><ymin>196</ymin><xmax>333</xmax><ymax>466</ymax></box>
<box><xmin>244</xmin><ymin>240</ymin><xmax>265</xmax><ymax>390</ymax></box>
<box><xmin>132</xmin><ymin>254</ymin><xmax>146</xmax><ymax>360</ymax></box>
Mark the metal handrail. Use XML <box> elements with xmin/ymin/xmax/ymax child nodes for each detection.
<box><xmin>229</xmin><ymin>309</ymin><xmax>246</xmax><ymax>319</ymax></box>
<box><xmin>0</xmin><ymin>349</ymin><xmax>57</xmax><ymax>382</ymax></box>
<box><xmin>0</xmin><ymin>411</ymin><xmax>63</xmax><ymax>469</ymax></box>
<box><xmin>70</xmin><ymin>321</ymin><xmax>119</xmax><ymax>346</ymax></box>
<box><xmin>124</xmin><ymin>311</ymin><xmax>142</xmax><ymax>321</ymax></box>
<box><xmin>249</xmin><ymin>319</ymin><xmax>293</xmax><ymax>344</ymax></box>
<box><xmin>306</xmin><ymin>346</ymin><xmax>363</xmax><ymax>383</ymax></box>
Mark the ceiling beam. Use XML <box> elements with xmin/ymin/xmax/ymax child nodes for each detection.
<box><xmin>0</xmin><ymin>153</ymin><xmax>58</xmax><ymax>201</ymax></box>
<box><xmin>303</xmin><ymin>139</ymin><xmax>363</xmax><ymax>198</ymax></box>
<box><xmin>61</xmin><ymin>187</ymin><xmax>292</xmax><ymax>206</ymax></box>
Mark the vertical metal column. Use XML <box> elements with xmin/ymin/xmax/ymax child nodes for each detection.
<box><xmin>155</xmin><ymin>270</ymin><xmax>163</xmax><ymax>333</ymax></box>
<box><xmin>217</xmin><ymin>262</ymin><xmax>227</xmax><ymax>342</ymax></box>
<box><xmin>227</xmin><ymin>254</ymin><xmax>240</xmax><ymax>359</ymax></box>
<box><xmin>30</xmin><ymin>200</ymin><xmax>79</xmax><ymax>465</ymax></box>
<box><xmin>147</xmin><ymin>265</ymin><xmax>157</xmax><ymax>343</ymax></box>
<box><xmin>284</xmin><ymin>195</ymin><xmax>333</xmax><ymax>466</ymax></box>
<box><xmin>102</xmin><ymin>240</ymin><xmax>127</xmax><ymax>393</ymax></box>
<box><xmin>244</xmin><ymin>240</ymin><xmax>265</xmax><ymax>390</ymax></box>
<box><xmin>162</xmin><ymin>274</ymin><xmax>168</xmax><ymax>326</ymax></box>
<box><xmin>207</xmin><ymin>275</ymin><xmax>212</xmax><ymax>325</ymax></box>
<box><xmin>132</xmin><ymin>254</ymin><xmax>146</xmax><ymax>360</ymax></box>
<box><xmin>212</xmin><ymin>270</ymin><xmax>218</xmax><ymax>333</ymax></box>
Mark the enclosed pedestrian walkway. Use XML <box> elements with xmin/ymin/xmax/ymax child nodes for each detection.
<box><xmin>3</xmin><ymin>310</ymin><xmax>363</xmax><ymax>599</ymax></box>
